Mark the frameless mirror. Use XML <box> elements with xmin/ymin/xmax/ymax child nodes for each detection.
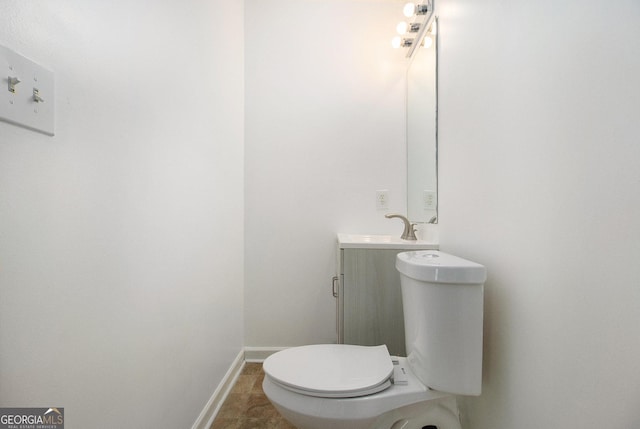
<box><xmin>406</xmin><ymin>17</ymin><xmax>438</xmax><ymax>223</ymax></box>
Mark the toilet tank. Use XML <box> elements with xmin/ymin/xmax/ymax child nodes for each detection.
<box><xmin>396</xmin><ymin>251</ymin><xmax>486</xmax><ymax>396</ymax></box>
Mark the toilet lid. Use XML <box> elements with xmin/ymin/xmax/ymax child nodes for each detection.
<box><xmin>263</xmin><ymin>344</ymin><xmax>393</xmax><ymax>398</ymax></box>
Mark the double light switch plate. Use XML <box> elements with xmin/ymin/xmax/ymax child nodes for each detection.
<box><xmin>1</xmin><ymin>45</ymin><xmax>54</xmax><ymax>136</ymax></box>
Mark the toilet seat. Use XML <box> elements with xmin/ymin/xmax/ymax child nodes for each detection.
<box><xmin>263</xmin><ymin>344</ymin><xmax>394</xmax><ymax>398</ymax></box>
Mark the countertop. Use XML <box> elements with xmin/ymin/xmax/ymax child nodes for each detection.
<box><xmin>337</xmin><ymin>233</ymin><xmax>439</xmax><ymax>250</ymax></box>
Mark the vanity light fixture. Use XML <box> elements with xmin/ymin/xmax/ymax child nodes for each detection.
<box><xmin>392</xmin><ymin>0</ymin><xmax>435</xmax><ymax>58</ymax></box>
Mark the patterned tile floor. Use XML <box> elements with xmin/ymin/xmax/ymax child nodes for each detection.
<box><xmin>210</xmin><ymin>363</ymin><xmax>296</xmax><ymax>429</ymax></box>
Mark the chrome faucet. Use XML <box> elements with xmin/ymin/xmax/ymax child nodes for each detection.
<box><xmin>385</xmin><ymin>213</ymin><xmax>418</xmax><ymax>241</ymax></box>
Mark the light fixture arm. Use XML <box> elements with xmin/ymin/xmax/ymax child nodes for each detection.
<box><xmin>415</xmin><ymin>3</ymin><xmax>430</xmax><ymax>15</ymax></box>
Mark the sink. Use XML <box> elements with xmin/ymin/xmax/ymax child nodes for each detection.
<box><xmin>337</xmin><ymin>233</ymin><xmax>438</xmax><ymax>250</ymax></box>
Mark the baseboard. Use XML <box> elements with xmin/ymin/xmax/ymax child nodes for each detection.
<box><xmin>244</xmin><ymin>346</ymin><xmax>287</xmax><ymax>362</ymax></box>
<box><xmin>191</xmin><ymin>349</ymin><xmax>245</xmax><ymax>429</ymax></box>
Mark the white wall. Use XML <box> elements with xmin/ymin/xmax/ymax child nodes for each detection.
<box><xmin>0</xmin><ymin>1</ymin><xmax>244</xmax><ymax>427</ymax></box>
<box><xmin>244</xmin><ymin>0</ymin><xmax>408</xmax><ymax>347</ymax></box>
<box><xmin>436</xmin><ymin>0</ymin><xmax>640</xmax><ymax>427</ymax></box>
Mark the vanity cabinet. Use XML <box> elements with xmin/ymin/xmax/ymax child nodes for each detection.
<box><xmin>336</xmin><ymin>234</ymin><xmax>437</xmax><ymax>357</ymax></box>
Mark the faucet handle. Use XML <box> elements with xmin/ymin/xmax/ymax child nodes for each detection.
<box><xmin>408</xmin><ymin>223</ymin><xmax>418</xmax><ymax>241</ymax></box>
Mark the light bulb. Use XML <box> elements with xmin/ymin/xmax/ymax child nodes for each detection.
<box><xmin>422</xmin><ymin>36</ymin><xmax>433</xmax><ymax>48</ymax></box>
<box><xmin>403</xmin><ymin>2</ymin><xmax>416</xmax><ymax>17</ymax></box>
<box><xmin>391</xmin><ymin>36</ymin><xmax>402</xmax><ymax>49</ymax></box>
<box><xmin>396</xmin><ymin>21</ymin><xmax>409</xmax><ymax>35</ymax></box>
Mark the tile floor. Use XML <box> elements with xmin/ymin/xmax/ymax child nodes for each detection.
<box><xmin>210</xmin><ymin>362</ymin><xmax>296</xmax><ymax>429</ymax></box>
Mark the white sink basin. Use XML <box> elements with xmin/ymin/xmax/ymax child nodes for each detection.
<box><xmin>337</xmin><ymin>233</ymin><xmax>438</xmax><ymax>250</ymax></box>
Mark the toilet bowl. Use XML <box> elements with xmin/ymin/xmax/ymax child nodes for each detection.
<box><xmin>263</xmin><ymin>344</ymin><xmax>461</xmax><ymax>429</ymax></box>
<box><xmin>262</xmin><ymin>251</ymin><xmax>486</xmax><ymax>429</ymax></box>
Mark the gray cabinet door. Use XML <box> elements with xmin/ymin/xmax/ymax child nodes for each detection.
<box><xmin>342</xmin><ymin>249</ymin><xmax>406</xmax><ymax>356</ymax></box>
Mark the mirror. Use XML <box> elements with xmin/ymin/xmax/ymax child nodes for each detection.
<box><xmin>406</xmin><ymin>17</ymin><xmax>438</xmax><ymax>223</ymax></box>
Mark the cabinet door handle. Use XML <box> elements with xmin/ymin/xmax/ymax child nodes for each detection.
<box><xmin>332</xmin><ymin>276</ymin><xmax>339</xmax><ymax>298</ymax></box>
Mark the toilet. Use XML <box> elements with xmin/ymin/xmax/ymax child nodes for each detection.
<box><xmin>262</xmin><ymin>250</ymin><xmax>486</xmax><ymax>429</ymax></box>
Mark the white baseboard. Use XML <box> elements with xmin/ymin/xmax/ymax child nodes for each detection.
<box><xmin>191</xmin><ymin>346</ymin><xmax>289</xmax><ymax>429</ymax></box>
<box><xmin>244</xmin><ymin>346</ymin><xmax>287</xmax><ymax>362</ymax></box>
<box><xmin>191</xmin><ymin>349</ymin><xmax>245</xmax><ymax>429</ymax></box>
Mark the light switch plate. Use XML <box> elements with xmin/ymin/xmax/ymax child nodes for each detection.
<box><xmin>1</xmin><ymin>45</ymin><xmax>55</xmax><ymax>136</ymax></box>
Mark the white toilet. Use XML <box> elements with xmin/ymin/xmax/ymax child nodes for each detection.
<box><xmin>262</xmin><ymin>250</ymin><xmax>486</xmax><ymax>429</ymax></box>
